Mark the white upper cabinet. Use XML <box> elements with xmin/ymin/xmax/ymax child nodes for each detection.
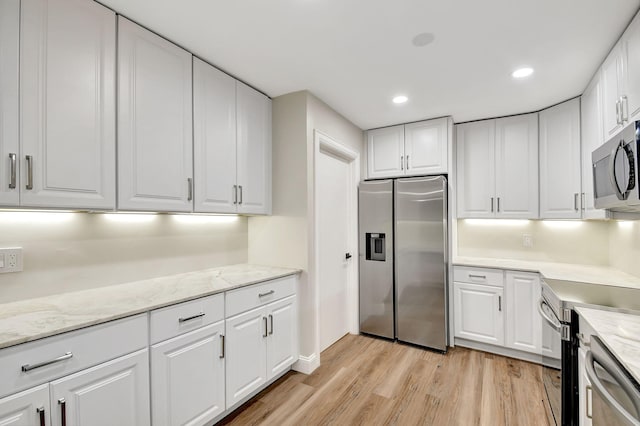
<box><xmin>494</xmin><ymin>114</ymin><xmax>539</xmax><ymax>218</ymax></box>
<box><xmin>539</xmin><ymin>98</ymin><xmax>582</xmax><ymax>219</ymax></box>
<box><xmin>117</xmin><ymin>17</ymin><xmax>193</xmax><ymax>212</ymax></box>
<box><xmin>581</xmin><ymin>73</ymin><xmax>607</xmax><ymax>219</ymax></box>
<box><xmin>236</xmin><ymin>82</ymin><xmax>272</xmax><ymax>215</ymax></box>
<box><xmin>601</xmin><ymin>46</ymin><xmax>624</xmax><ymax>138</ymax></box>
<box><xmin>193</xmin><ymin>58</ymin><xmax>237</xmax><ymax>214</ymax></box>
<box><xmin>367</xmin><ymin>117</ymin><xmax>450</xmax><ymax>179</ymax></box>
<box><xmin>0</xmin><ymin>0</ymin><xmax>19</xmax><ymax>207</ymax></box>
<box><xmin>404</xmin><ymin>119</ymin><xmax>448</xmax><ymax>175</ymax></box>
<box><xmin>456</xmin><ymin>114</ymin><xmax>538</xmax><ymax>219</ymax></box>
<box><xmin>456</xmin><ymin>120</ymin><xmax>495</xmax><ymax>218</ymax></box>
<box><xmin>367</xmin><ymin>125</ymin><xmax>404</xmax><ymax>179</ymax></box>
<box><xmin>20</xmin><ymin>0</ymin><xmax>116</xmax><ymax>209</ymax></box>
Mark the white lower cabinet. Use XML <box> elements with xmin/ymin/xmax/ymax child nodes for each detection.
<box><xmin>50</xmin><ymin>349</ymin><xmax>150</xmax><ymax>426</ymax></box>
<box><xmin>453</xmin><ymin>281</ymin><xmax>504</xmax><ymax>346</ymax></box>
<box><xmin>225</xmin><ymin>294</ymin><xmax>298</xmax><ymax>408</ymax></box>
<box><xmin>151</xmin><ymin>321</ymin><xmax>225</xmax><ymax>426</ymax></box>
<box><xmin>505</xmin><ymin>271</ymin><xmax>541</xmax><ymax>353</ymax></box>
<box><xmin>0</xmin><ymin>383</ymin><xmax>50</xmax><ymax>426</ymax></box>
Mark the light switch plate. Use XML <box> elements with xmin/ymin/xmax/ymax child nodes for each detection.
<box><xmin>0</xmin><ymin>248</ymin><xmax>23</xmax><ymax>273</ymax></box>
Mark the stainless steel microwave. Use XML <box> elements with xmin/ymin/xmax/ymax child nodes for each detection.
<box><xmin>592</xmin><ymin>122</ymin><xmax>640</xmax><ymax>212</ymax></box>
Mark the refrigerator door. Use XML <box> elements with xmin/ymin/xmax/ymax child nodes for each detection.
<box><xmin>395</xmin><ymin>176</ymin><xmax>448</xmax><ymax>351</ymax></box>
<box><xmin>359</xmin><ymin>179</ymin><xmax>394</xmax><ymax>339</ymax></box>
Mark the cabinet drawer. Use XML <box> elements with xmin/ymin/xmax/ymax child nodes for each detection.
<box><xmin>0</xmin><ymin>314</ymin><xmax>147</xmax><ymax>398</ymax></box>
<box><xmin>453</xmin><ymin>266</ymin><xmax>504</xmax><ymax>287</ymax></box>
<box><xmin>150</xmin><ymin>294</ymin><xmax>224</xmax><ymax>344</ymax></box>
<box><xmin>226</xmin><ymin>275</ymin><xmax>296</xmax><ymax>318</ymax></box>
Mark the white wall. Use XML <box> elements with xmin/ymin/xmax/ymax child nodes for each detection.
<box><xmin>456</xmin><ymin>219</ymin><xmax>610</xmax><ymax>265</ymax></box>
<box><xmin>609</xmin><ymin>221</ymin><xmax>640</xmax><ymax>276</ymax></box>
<box><xmin>0</xmin><ymin>212</ymin><xmax>247</xmax><ymax>304</ymax></box>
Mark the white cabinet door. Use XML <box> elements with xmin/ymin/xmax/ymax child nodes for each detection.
<box><xmin>266</xmin><ymin>296</ymin><xmax>298</xmax><ymax>380</ymax></box>
<box><xmin>151</xmin><ymin>321</ymin><xmax>225</xmax><ymax>426</ymax></box>
<box><xmin>0</xmin><ymin>0</ymin><xmax>20</xmax><ymax>206</ymax></box>
<box><xmin>494</xmin><ymin>114</ymin><xmax>539</xmax><ymax>219</ymax></box>
<box><xmin>117</xmin><ymin>17</ymin><xmax>193</xmax><ymax>212</ymax></box>
<box><xmin>539</xmin><ymin>98</ymin><xmax>582</xmax><ymax>219</ymax></box>
<box><xmin>404</xmin><ymin>119</ymin><xmax>448</xmax><ymax>175</ymax></box>
<box><xmin>225</xmin><ymin>306</ymin><xmax>267</xmax><ymax>408</ymax></box>
<box><xmin>456</xmin><ymin>120</ymin><xmax>496</xmax><ymax>218</ymax></box>
<box><xmin>50</xmin><ymin>349</ymin><xmax>150</xmax><ymax>426</ymax></box>
<box><xmin>367</xmin><ymin>126</ymin><xmax>405</xmax><ymax>179</ymax></box>
<box><xmin>621</xmin><ymin>13</ymin><xmax>640</xmax><ymax>122</ymax></box>
<box><xmin>601</xmin><ymin>46</ymin><xmax>624</xmax><ymax>138</ymax></box>
<box><xmin>578</xmin><ymin>347</ymin><xmax>593</xmax><ymax>426</ymax></box>
<box><xmin>453</xmin><ymin>282</ymin><xmax>504</xmax><ymax>346</ymax></box>
<box><xmin>0</xmin><ymin>384</ymin><xmax>50</xmax><ymax>426</ymax></box>
<box><xmin>236</xmin><ymin>82</ymin><xmax>272</xmax><ymax>215</ymax></box>
<box><xmin>20</xmin><ymin>0</ymin><xmax>116</xmax><ymax>209</ymax></box>
<box><xmin>581</xmin><ymin>74</ymin><xmax>607</xmax><ymax>220</ymax></box>
<box><xmin>193</xmin><ymin>58</ymin><xmax>237</xmax><ymax>214</ymax></box>
<box><xmin>505</xmin><ymin>272</ymin><xmax>541</xmax><ymax>354</ymax></box>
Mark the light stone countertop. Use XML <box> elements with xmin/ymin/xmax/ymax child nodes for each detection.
<box><xmin>575</xmin><ymin>307</ymin><xmax>640</xmax><ymax>384</ymax></box>
<box><xmin>0</xmin><ymin>264</ymin><xmax>300</xmax><ymax>350</ymax></box>
<box><xmin>453</xmin><ymin>256</ymin><xmax>640</xmax><ymax>290</ymax></box>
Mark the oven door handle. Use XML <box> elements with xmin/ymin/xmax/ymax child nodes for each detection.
<box><xmin>585</xmin><ymin>350</ymin><xmax>640</xmax><ymax>424</ymax></box>
<box><xmin>537</xmin><ymin>298</ymin><xmax>561</xmax><ymax>332</ymax></box>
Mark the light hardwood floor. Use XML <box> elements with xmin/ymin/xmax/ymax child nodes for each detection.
<box><xmin>220</xmin><ymin>334</ymin><xmax>555</xmax><ymax>426</ymax></box>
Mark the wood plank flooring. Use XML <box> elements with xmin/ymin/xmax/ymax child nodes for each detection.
<box><xmin>220</xmin><ymin>334</ymin><xmax>554</xmax><ymax>426</ymax></box>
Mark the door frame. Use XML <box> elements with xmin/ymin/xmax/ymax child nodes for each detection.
<box><xmin>312</xmin><ymin>130</ymin><xmax>360</xmax><ymax>359</ymax></box>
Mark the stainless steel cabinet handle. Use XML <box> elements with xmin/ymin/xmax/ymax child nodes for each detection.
<box><xmin>498</xmin><ymin>295</ymin><xmax>502</xmax><ymax>312</ymax></box>
<box><xmin>616</xmin><ymin>100</ymin><xmax>621</xmax><ymax>125</ymax></box>
<box><xmin>233</xmin><ymin>185</ymin><xmax>237</xmax><ymax>205</ymax></box>
<box><xmin>468</xmin><ymin>274</ymin><xmax>486</xmax><ymax>279</ymax></box>
<box><xmin>497</xmin><ymin>197</ymin><xmax>500</xmax><ymax>212</ymax></box>
<box><xmin>178</xmin><ymin>312</ymin><xmax>205</xmax><ymax>323</ymax></box>
<box><xmin>36</xmin><ymin>406</ymin><xmax>45</xmax><ymax>426</ymax></box>
<box><xmin>21</xmin><ymin>352</ymin><xmax>73</xmax><ymax>372</ymax></box>
<box><xmin>8</xmin><ymin>153</ymin><xmax>16</xmax><ymax>189</ymax></box>
<box><xmin>406</xmin><ymin>155</ymin><xmax>410</xmax><ymax>170</ymax></box>
<box><xmin>263</xmin><ymin>317</ymin><xmax>268</xmax><ymax>337</ymax></box>
<box><xmin>581</xmin><ymin>193</ymin><xmax>585</xmax><ymax>211</ymax></box>
<box><xmin>258</xmin><ymin>290</ymin><xmax>275</xmax><ymax>298</ymax></box>
<box><xmin>574</xmin><ymin>193</ymin><xmax>579</xmax><ymax>211</ymax></box>
<box><xmin>268</xmin><ymin>314</ymin><xmax>274</xmax><ymax>335</ymax></box>
<box><xmin>586</xmin><ymin>384</ymin><xmax>592</xmax><ymax>419</ymax></box>
<box><xmin>490</xmin><ymin>197</ymin><xmax>494</xmax><ymax>212</ymax></box>
<box><xmin>58</xmin><ymin>398</ymin><xmax>67</xmax><ymax>426</ymax></box>
<box><xmin>239</xmin><ymin>185</ymin><xmax>243</xmax><ymax>205</ymax></box>
<box><xmin>187</xmin><ymin>178</ymin><xmax>193</xmax><ymax>201</ymax></box>
<box><xmin>622</xmin><ymin>95</ymin><xmax>629</xmax><ymax>122</ymax></box>
<box><xmin>219</xmin><ymin>334</ymin><xmax>225</xmax><ymax>359</ymax></box>
<box><xmin>25</xmin><ymin>155</ymin><xmax>33</xmax><ymax>190</ymax></box>
<box><xmin>400</xmin><ymin>155</ymin><xmax>404</xmax><ymax>170</ymax></box>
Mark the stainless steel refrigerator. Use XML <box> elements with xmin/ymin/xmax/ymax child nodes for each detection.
<box><xmin>358</xmin><ymin>176</ymin><xmax>448</xmax><ymax>351</ymax></box>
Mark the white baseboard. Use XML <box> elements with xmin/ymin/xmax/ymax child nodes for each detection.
<box><xmin>293</xmin><ymin>353</ymin><xmax>319</xmax><ymax>374</ymax></box>
<box><xmin>454</xmin><ymin>338</ymin><xmax>545</xmax><ymax>365</ymax></box>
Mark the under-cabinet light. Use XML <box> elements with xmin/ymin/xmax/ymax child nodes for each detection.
<box><xmin>464</xmin><ymin>219</ymin><xmax>529</xmax><ymax>227</ymax></box>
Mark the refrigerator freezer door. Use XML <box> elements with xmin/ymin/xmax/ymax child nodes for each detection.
<box><xmin>359</xmin><ymin>180</ymin><xmax>394</xmax><ymax>339</ymax></box>
<box><xmin>395</xmin><ymin>176</ymin><xmax>448</xmax><ymax>351</ymax></box>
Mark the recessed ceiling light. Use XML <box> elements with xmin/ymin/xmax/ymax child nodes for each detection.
<box><xmin>412</xmin><ymin>32</ymin><xmax>435</xmax><ymax>47</ymax></box>
<box><xmin>393</xmin><ymin>95</ymin><xmax>408</xmax><ymax>104</ymax></box>
<box><xmin>512</xmin><ymin>67</ymin><xmax>534</xmax><ymax>79</ymax></box>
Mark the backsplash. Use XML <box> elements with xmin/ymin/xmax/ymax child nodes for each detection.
<box><xmin>609</xmin><ymin>221</ymin><xmax>640</xmax><ymax>277</ymax></box>
<box><xmin>456</xmin><ymin>219</ymin><xmax>610</xmax><ymax>265</ymax></box>
<box><xmin>0</xmin><ymin>212</ymin><xmax>247</xmax><ymax>304</ymax></box>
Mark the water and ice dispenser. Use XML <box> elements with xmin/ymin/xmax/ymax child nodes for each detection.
<box><xmin>365</xmin><ymin>233</ymin><xmax>386</xmax><ymax>261</ymax></box>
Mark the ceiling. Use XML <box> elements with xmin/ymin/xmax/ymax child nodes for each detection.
<box><xmin>100</xmin><ymin>0</ymin><xmax>640</xmax><ymax>130</ymax></box>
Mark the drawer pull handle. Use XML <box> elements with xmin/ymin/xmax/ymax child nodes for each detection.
<box><xmin>258</xmin><ymin>290</ymin><xmax>275</xmax><ymax>298</ymax></box>
<box><xmin>219</xmin><ymin>334</ymin><xmax>225</xmax><ymax>359</ymax></box>
<box><xmin>8</xmin><ymin>153</ymin><xmax>16</xmax><ymax>189</ymax></box>
<box><xmin>468</xmin><ymin>274</ymin><xmax>486</xmax><ymax>279</ymax></box>
<box><xmin>36</xmin><ymin>406</ymin><xmax>45</xmax><ymax>426</ymax></box>
<box><xmin>21</xmin><ymin>352</ymin><xmax>73</xmax><ymax>372</ymax></box>
<box><xmin>263</xmin><ymin>317</ymin><xmax>268</xmax><ymax>337</ymax></box>
<box><xmin>58</xmin><ymin>398</ymin><xmax>66</xmax><ymax>426</ymax></box>
<box><xmin>269</xmin><ymin>314</ymin><xmax>274</xmax><ymax>335</ymax></box>
<box><xmin>178</xmin><ymin>312</ymin><xmax>205</xmax><ymax>323</ymax></box>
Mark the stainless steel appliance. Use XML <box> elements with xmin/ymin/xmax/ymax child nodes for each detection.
<box><xmin>540</xmin><ymin>279</ymin><xmax>640</xmax><ymax>425</ymax></box>
<box><xmin>585</xmin><ymin>335</ymin><xmax>640</xmax><ymax>425</ymax></box>
<box><xmin>593</xmin><ymin>121</ymin><xmax>640</xmax><ymax>212</ymax></box>
<box><xmin>358</xmin><ymin>176</ymin><xmax>448</xmax><ymax>351</ymax></box>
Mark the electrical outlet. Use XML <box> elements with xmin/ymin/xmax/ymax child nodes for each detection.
<box><xmin>0</xmin><ymin>248</ymin><xmax>22</xmax><ymax>273</ymax></box>
<box><xmin>522</xmin><ymin>234</ymin><xmax>533</xmax><ymax>248</ymax></box>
